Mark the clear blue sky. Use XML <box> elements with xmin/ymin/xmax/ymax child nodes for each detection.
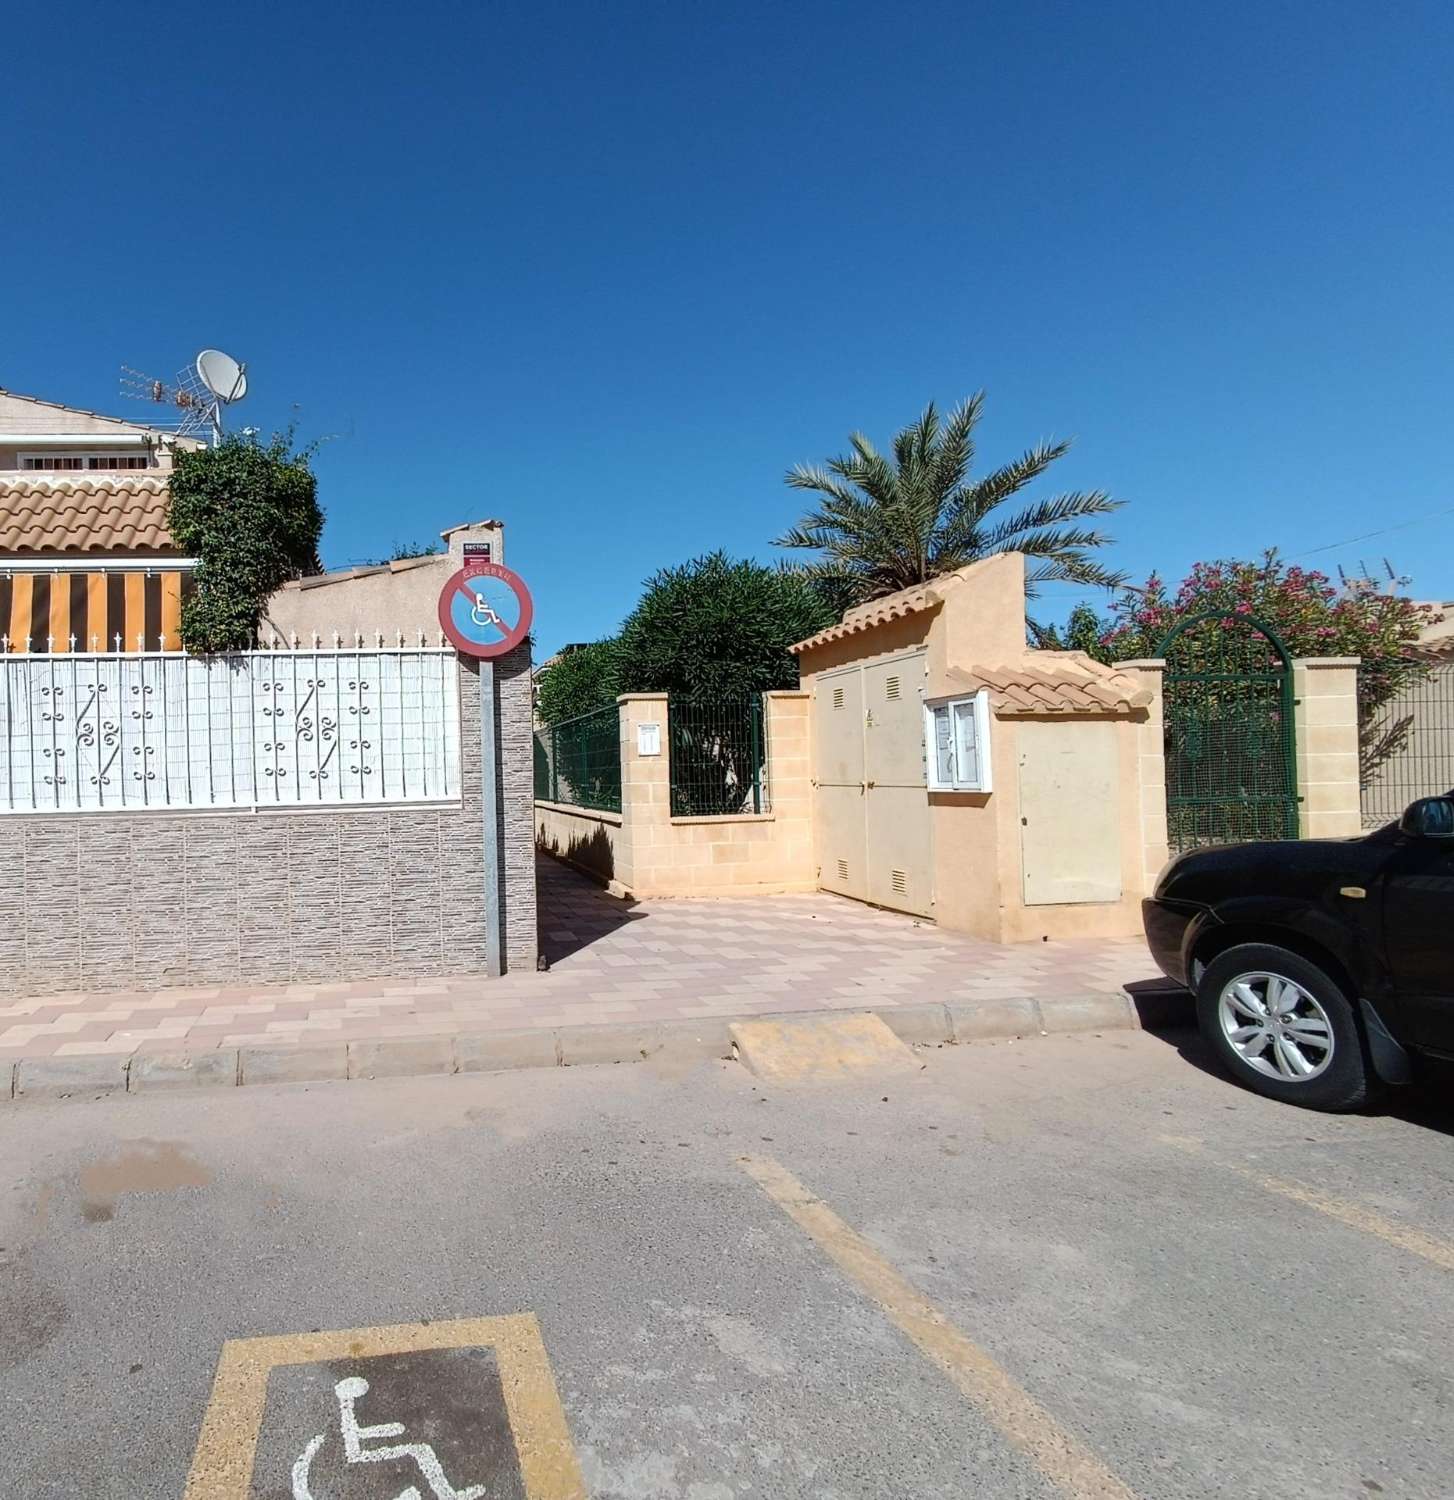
<box><xmin>6</xmin><ymin>1</ymin><xmax>1452</xmax><ymax>654</ymax></box>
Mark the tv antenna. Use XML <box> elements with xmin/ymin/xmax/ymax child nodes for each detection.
<box><xmin>1337</xmin><ymin>557</ymin><xmax>1413</xmax><ymax>598</ymax></box>
<box><xmin>120</xmin><ymin>348</ymin><xmax>248</xmax><ymax>446</ymax></box>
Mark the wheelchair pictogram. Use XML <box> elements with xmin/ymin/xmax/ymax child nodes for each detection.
<box><xmin>469</xmin><ymin>593</ymin><xmax>504</xmax><ymax>630</ymax></box>
<box><xmin>291</xmin><ymin>1374</ymin><xmax>486</xmax><ymax>1500</ymax></box>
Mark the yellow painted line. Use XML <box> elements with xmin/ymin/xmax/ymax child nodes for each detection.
<box><xmin>1162</xmin><ymin>1135</ymin><xmax>1454</xmax><ymax>1272</ymax></box>
<box><xmin>183</xmin><ymin>1312</ymin><xmax>585</xmax><ymax>1500</ymax></box>
<box><xmin>738</xmin><ymin>1154</ymin><xmax>1139</xmax><ymax>1500</ymax></box>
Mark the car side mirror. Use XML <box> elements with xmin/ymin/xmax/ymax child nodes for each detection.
<box><xmin>1399</xmin><ymin>796</ymin><xmax>1454</xmax><ymax>838</ymax></box>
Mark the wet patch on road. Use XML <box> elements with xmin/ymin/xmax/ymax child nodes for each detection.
<box><xmin>0</xmin><ymin>1249</ymin><xmax>69</xmax><ymax>1372</ymax></box>
<box><xmin>79</xmin><ymin>1140</ymin><xmax>211</xmax><ymax>1222</ymax></box>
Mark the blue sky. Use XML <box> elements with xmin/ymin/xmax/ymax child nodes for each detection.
<box><xmin>6</xmin><ymin>1</ymin><xmax>1452</xmax><ymax>654</ymax></box>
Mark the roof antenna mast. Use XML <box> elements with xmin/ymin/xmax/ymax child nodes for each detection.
<box><xmin>120</xmin><ymin>349</ymin><xmax>249</xmax><ymax>447</ymax></box>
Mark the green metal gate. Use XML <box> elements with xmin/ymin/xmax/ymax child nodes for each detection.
<box><xmin>1158</xmin><ymin>611</ymin><xmax>1299</xmax><ymax>851</ymax></box>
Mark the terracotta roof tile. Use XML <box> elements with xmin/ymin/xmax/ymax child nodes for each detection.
<box><xmin>790</xmin><ymin>580</ymin><xmax>942</xmax><ymax>653</ymax></box>
<box><xmin>0</xmin><ymin>476</ymin><xmax>176</xmax><ymax>555</ymax></box>
<box><xmin>942</xmin><ymin>653</ymin><xmax>1154</xmax><ymax>716</ymax></box>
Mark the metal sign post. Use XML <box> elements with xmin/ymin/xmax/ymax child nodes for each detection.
<box><xmin>479</xmin><ymin>658</ymin><xmax>501</xmax><ymax>976</ymax></box>
<box><xmin>437</xmin><ymin>560</ymin><xmax>535</xmax><ymax>978</ymax></box>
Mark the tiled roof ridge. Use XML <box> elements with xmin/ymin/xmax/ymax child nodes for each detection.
<box><xmin>790</xmin><ymin>581</ymin><xmax>942</xmax><ymax>653</ymax></box>
<box><xmin>280</xmin><ymin>554</ymin><xmax>447</xmax><ymax>592</ymax></box>
<box><xmin>0</xmin><ymin>474</ymin><xmax>170</xmax><ymax>495</ymax></box>
<box><xmin>947</xmin><ymin>655</ymin><xmax>1154</xmax><ymax>715</ymax></box>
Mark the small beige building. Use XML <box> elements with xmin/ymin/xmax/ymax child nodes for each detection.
<box><xmin>793</xmin><ymin>553</ymin><xmax>1165</xmax><ymax>942</ymax></box>
<box><xmin>266</xmin><ymin>519</ymin><xmax>505</xmax><ymax>642</ymax></box>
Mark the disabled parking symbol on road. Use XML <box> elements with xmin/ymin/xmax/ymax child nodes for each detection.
<box><xmin>184</xmin><ymin>1315</ymin><xmax>584</xmax><ymax>1500</ymax></box>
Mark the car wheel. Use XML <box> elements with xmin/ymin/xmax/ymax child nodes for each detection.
<box><xmin>1195</xmin><ymin>943</ymin><xmax>1377</xmax><ymax>1111</ymax></box>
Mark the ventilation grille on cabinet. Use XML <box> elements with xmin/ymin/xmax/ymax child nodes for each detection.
<box><xmin>832</xmin><ymin>686</ymin><xmax>845</xmax><ymax>710</ymax></box>
<box><xmin>836</xmin><ymin>858</ymin><xmax>849</xmax><ymax>882</ymax></box>
<box><xmin>890</xmin><ymin>868</ymin><xmax>908</xmax><ymax>896</ymax></box>
<box><xmin>885</xmin><ymin>675</ymin><xmax>901</xmax><ymax>701</ymax></box>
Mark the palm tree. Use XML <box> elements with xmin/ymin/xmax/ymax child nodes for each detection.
<box><xmin>776</xmin><ymin>394</ymin><xmax>1126</xmax><ymax>602</ymax></box>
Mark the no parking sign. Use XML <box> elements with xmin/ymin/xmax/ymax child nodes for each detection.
<box><xmin>438</xmin><ymin>558</ymin><xmax>535</xmax><ymax>979</ymax></box>
<box><xmin>437</xmin><ymin>560</ymin><xmax>533</xmax><ymax>659</ymax></box>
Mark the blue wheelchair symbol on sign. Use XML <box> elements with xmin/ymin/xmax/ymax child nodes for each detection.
<box><xmin>437</xmin><ymin>564</ymin><xmax>533</xmax><ymax>659</ymax></box>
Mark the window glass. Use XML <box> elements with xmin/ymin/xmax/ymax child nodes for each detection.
<box><xmin>87</xmin><ymin>455</ymin><xmax>148</xmax><ymax>470</ymax></box>
<box><xmin>932</xmin><ymin>704</ymin><xmax>955</xmax><ymax>785</ymax></box>
<box><xmin>952</xmin><ymin>700</ymin><xmax>979</xmax><ymax>787</ymax></box>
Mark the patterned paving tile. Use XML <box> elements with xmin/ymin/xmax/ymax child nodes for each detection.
<box><xmin>0</xmin><ymin>854</ymin><xmax>1160</xmax><ymax>1062</ymax></box>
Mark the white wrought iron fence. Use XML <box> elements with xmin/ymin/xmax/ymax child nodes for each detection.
<box><xmin>0</xmin><ymin>643</ymin><xmax>460</xmax><ymax>813</ymax></box>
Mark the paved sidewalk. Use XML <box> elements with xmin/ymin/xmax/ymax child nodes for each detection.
<box><xmin>0</xmin><ymin>856</ymin><xmax>1160</xmax><ymax>1061</ymax></box>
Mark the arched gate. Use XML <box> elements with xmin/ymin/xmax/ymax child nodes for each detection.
<box><xmin>1157</xmin><ymin>611</ymin><xmax>1298</xmax><ymax>851</ymax></box>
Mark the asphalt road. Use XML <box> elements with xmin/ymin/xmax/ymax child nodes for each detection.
<box><xmin>2</xmin><ymin>1026</ymin><xmax>1452</xmax><ymax>1499</ymax></box>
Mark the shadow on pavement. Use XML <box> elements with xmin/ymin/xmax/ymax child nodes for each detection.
<box><xmin>1126</xmin><ymin>978</ymin><xmax>1454</xmax><ymax>1136</ymax></box>
<box><xmin>535</xmin><ymin>853</ymin><xmax>648</xmax><ymax>966</ymax></box>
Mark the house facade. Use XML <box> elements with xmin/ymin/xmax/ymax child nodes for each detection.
<box><xmin>0</xmin><ymin>389</ymin><xmax>203</xmax><ymax>652</ymax></box>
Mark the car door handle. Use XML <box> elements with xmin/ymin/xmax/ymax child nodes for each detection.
<box><xmin>1339</xmin><ymin>886</ymin><xmax>1367</xmax><ymax>900</ymax></box>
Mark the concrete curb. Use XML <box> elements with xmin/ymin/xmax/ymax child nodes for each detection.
<box><xmin>2</xmin><ymin>987</ymin><xmax>1174</xmax><ymax>1103</ymax></box>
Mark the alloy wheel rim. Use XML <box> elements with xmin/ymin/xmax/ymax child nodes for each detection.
<box><xmin>1217</xmin><ymin>971</ymin><xmax>1334</xmax><ymax>1082</ymax></box>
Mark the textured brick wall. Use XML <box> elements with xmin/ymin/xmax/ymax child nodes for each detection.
<box><xmin>0</xmin><ymin>651</ymin><xmax>537</xmax><ymax>997</ymax></box>
<box><xmin>484</xmin><ymin>643</ymin><xmax>538</xmax><ymax>972</ymax></box>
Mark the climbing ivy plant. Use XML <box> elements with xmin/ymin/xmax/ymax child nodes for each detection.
<box><xmin>167</xmin><ymin>430</ymin><xmax>324</xmax><ymax>652</ymax></box>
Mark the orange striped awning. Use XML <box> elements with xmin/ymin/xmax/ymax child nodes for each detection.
<box><xmin>0</xmin><ymin>569</ymin><xmax>194</xmax><ymax>653</ymax></box>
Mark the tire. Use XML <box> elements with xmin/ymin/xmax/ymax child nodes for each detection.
<box><xmin>1195</xmin><ymin>943</ymin><xmax>1378</xmax><ymax>1112</ymax></box>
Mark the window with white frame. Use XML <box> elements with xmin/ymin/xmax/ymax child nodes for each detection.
<box><xmin>924</xmin><ymin>691</ymin><xmax>992</xmax><ymax>792</ymax></box>
<box><xmin>20</xmin><ymin>453</ymin><xmax>150</xmax><ymax>471</ymax></box>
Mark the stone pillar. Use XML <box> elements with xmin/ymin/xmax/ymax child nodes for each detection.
<box><xmin>483</xmin><ymin>644</ymin><xmax>538</xmax><ymax>973</ymax></box>
<box><xmin>444</xmin><ymin>518</ymin><xmax>506</xmax><ymax>565</ymax></box>
<box><xmin>762</xmin><ymin>691</ymin><xmax>814</xmax><ymax>888</ymax></box>
<box><xmin>616</xmin><ymin>693</ymin><xmax>670</xmax><ymax>892</ymax></box>
<box><xmin>1292</xmin><ymin>657</ymin><xmax>1362</xmax><ymax>838</ymax></box>
<box><xmin>1115</xmin><ymin>659</ymin><xmax>1170</xmax><ymax>890</ymax></box>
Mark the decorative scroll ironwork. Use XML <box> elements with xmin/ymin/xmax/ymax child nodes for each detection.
<box><xmin>0</xmin><ymin>648</ymin><xmax>459</xmax><ymax>814</ymax></box>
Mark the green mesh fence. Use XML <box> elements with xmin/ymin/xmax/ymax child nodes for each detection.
<box><xmin>668</xmin><ymin>696</ymin><xmax>768</xmax><ymax>816</ymax></box>
<box><xmin>1359</xmin><ymin>656</ymin><xmax>1449</xmax><ymax>828</ymax></box>
<box><xmin>534</xmin><ymin>705</ymin><xmax>621</xmax><ymax>812</ymax></box>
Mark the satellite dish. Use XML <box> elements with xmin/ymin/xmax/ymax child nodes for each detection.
<box><xmin>195</xmin><ymin>349</ymin><xmax>248</xmax><ymax>403</ymax></box>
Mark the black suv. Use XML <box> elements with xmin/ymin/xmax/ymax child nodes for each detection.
<box><xmin>1144</xmin><ymin>796</ymin><xmax>1454</xmax><ymax>1111</ymax></box>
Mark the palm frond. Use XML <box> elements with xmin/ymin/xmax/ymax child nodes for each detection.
<box><xmin>977</xmin><ymin>490</ymin><xmax>1123</xmax><ymax>550</ymax></box>
<box><xmin>929</xmin><ymin>394</ymin><xmax>981</xmax><ymax>498</ymax></box>
<box><xmin>1023</xmin><ymin>555</ymin><xmax>1130</xmax><ymax>590</ymax></box>
<box><xmin>964</xmin><ymin>437</ymin><xmax>1073</xmax><ymax>514</ymax></box>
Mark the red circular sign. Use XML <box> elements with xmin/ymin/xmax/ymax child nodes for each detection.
<box><xmin>437</xmin><ymin>562</ymin><xmax>534</xmax><ymax>659</ymax></box>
